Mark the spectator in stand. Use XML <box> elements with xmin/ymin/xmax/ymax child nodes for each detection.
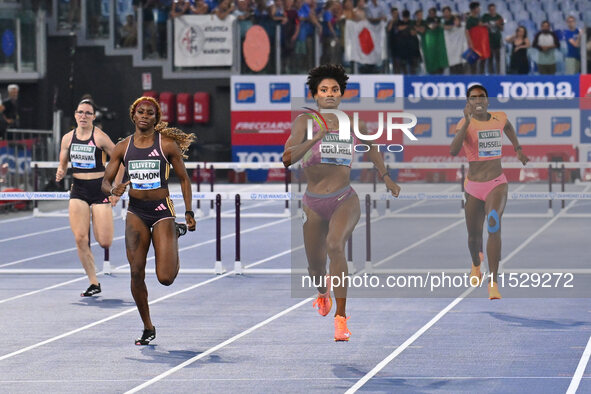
<box><xmin>465</xmin><ymin>1</ymin><xmax>486</xmax><ymax>74</ymax></box>
<box><xmin>120</xmin><ymin>14</ymin><xmax>138</xmax><ymax>48</ymax></box>
<box><xmin>281</xmin><ymin>0</ymin><xmax>300</xmax><ymax>73</ymax></box>
<box><xmin>444</xmin><ymin>14</ymin><xmax>468</xmax><ymax>74</ymax></box>
<box><xmin>422</xmin><ymin>7</ymin><xmax>447</xmax><ymax>74</ymax></box>
<box><xmin>366</xmin><ymin>0</ymin><xmax>388</xmax><ymax>25</ymax></box>
<box><xmin>482</xmin><ymin>3</ymin><xmax>503</xmax><ymax>74</ymax></box>
<box><xmin>564</xmin><ymin>15</ymin><xmax>581</xmax><ymax>74</ymax></box>
<box><xmin>353</xmin><ymin>0</ymin><xmax>366</xmax><ymax>21</ymax></box>
<box><xmin>425</xmin><ymin>7</ymin><xmax>439</xmax><ymax>26</ymax></box>
<box><xmin>234</xmin><ymin>0</ymin><xmax>254</xmax><ymax>72</ymax></box>
<box><xmin>320</xmin><ymin>0</ymin><xmax>341</xmax><ymax>65</ymax></box>
<box><xmin>341</xmin><ymin>0</ymin><xmax>354</xmax><ymax>20</ymax></box>
<box><xmin>295</xmin><ymin>0</ymin><xmax>318</xmax><ymax>73</ymax></box>
<box><xmin>270</xmin><ymin>0</ymin><xmax>286</xmax><ymax>23</ymax></box>
<box><xmin>214</xmin><ymin>0</ymin><xmax>235</xmax><ymax>19</ymax></box>
<box><xmin>532</xmin><ymin>20</ymin><xmax>559</xmax><ymax>75</ymax></box>
<box><xmin>414</xmin><ymin>9</ymin><xmax>427</xmax><ymax>36</ymax></box>
<box><xmin>441</xmin><ymin>6</ymin><xmax>454</xmax><ymax>28</ymax></box>
<box><xmin>190</xmin><ymin>0</ymin><xmax>210</xmax><ymax>14</ymax></box>
<box><xmin>387</xmin><ymin>7</ymin><xmax>401</xmax><ymax>73</ymax></box>
<box><xmin>139</xmin><ymin>0</ymin><xmax>158</xmax><ymax>58</ymax></box>
<box><xmin>505</xmin><ymin>25</ymin><xmax>530</xmax><ymax>74</ymax></box>
<box><xmin>0</xmin><ymin>84</ymin><xmax>19</xmax><ymax>138</ymax></box>
<box><xmin>156</xmin><ymin>1</ymin><xmax>171</xmax><ymax>58</ymax></box>
<box><xmin>170</xmin><ymin>0</ymin><xmax>191</xmax><ymax>17</ymax></box>
<box><xmin>398</xmin><ymin>10</ymin><xmax>421</xmax><ymax>74</ymax></box>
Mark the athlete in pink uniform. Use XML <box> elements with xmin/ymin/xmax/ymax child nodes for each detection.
<box><xmin>450</xmin><ymin>84</ymin><xmax>529</xmax><ymax>299</ymax></box>
<box><xmin>283</xmin><ymin>64</ymin><xmax>401</xmax><ymax>341</ymax></box>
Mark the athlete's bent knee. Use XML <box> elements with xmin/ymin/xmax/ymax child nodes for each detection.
<box><xmin>158</xmin><ymin>276</ymin><xmax>175</xmax><ymax>286</ymax></box>
<box><xmin>487</xmin><ymin>209</ymin><xmax>500</xmax><ymax>234</ymax></box>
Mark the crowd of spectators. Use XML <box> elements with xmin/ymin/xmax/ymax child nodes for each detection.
<box><xmin>54</xmin><ymin>0</ymin><xmax>589</xmax><ymax>74</ymax></box>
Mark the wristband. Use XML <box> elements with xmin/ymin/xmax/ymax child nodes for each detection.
<box><xmin>380</xmin><ymin>172</ymin><xmax>391</xmax><ymax>180</ymax></box>
<box><xmin>185</xmin><ymin>210</ymin><xmax>195</xmax><ymax>218</ymax></box>
<box><xmin>514</xmin><ymin>145</ymin><xmax>522</xmax><ymax>152</ymax></box>
<box><xmin>110</xmin><ymin>186</ymin><xmax>116</xmax><ymax>196</ymax></box>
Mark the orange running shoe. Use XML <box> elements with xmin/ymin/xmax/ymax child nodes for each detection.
<box><xmin>334</xmin><ymin>315</ymin><xmax>351</xmax><ymax>341</ymax></box>
<box><xmin>313</xmin><ymin>292</ymin><xmax>332</xmax><ymax>316</ymax></box>
<box><xmin>313</xmin><ymin>275</ymin><xmax>332</xmax><ymax>316</ymax></box>
<box><xmin>469</xmin><ymin>265</ymin><xmax>483</xmax><ymax>287</ymax></box>
<box><xmin>488</xmin><ymin>282</ymin><xmax>502</xmax><ymax>300</ymax></box>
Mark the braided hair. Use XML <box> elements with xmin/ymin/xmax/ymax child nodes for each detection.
<box><xmin>129</xmin><ymin>96</ymin><xmax>196</xmax><ymax>158</ymax></box>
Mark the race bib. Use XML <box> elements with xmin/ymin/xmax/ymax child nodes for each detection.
<box><xmin>478</xmin><ymin>129</ymin><xmax>502</xmax><ymax>158</ymax></box>
<box><xmin>70</xmin><ymin>144</ymin><xmax>96</xmax><ymax>169</ymax></box>
<box><xmin>128</xmin><ymin>160</ymin><xmax>161</xmax><ymax>190</ymax></box>
<box><xmin>319</xmin><ymin>133</ymin><xmax>353</xmax><ymax>166</ymax></box>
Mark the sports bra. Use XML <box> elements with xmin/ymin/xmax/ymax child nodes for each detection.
<box><xmin>457</xmin><ymin>111</ymin><xmax>507</xmax><ymax>162</ymax></box>
<box><xmin>301</xmin><ymin>116</ymin><xmax>354</xmax><ymax>168</ymax></box>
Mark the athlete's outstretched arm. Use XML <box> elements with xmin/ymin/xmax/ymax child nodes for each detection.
<box><xmin>503</xmin><ymin>119</ymin><xmax>529</xmax><ymax>165</ymax></box>
<box><xmin>450</xmin><ymin>103</ymin><xmax>471</xmax><ymax>156</ymax></box>
<box><xmin>358</xmin><ymin>118</ymin><xmax>401</xmax><ymax>197</ymax></box>
<box><xmin>282</xmin><ymin>114</ymin><xmax>326</xmax><ymax>167</ymax></box>
<box><xmin>165</xmin><ymin>138</ymin><xmax>196</xmax><ymax>231</ymax></box>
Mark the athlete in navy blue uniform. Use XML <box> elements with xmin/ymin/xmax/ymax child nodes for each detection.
<box><xmin>102</xmin><ymin>97</ymin><xmax>196</xmax><ymax>345</ymax></box>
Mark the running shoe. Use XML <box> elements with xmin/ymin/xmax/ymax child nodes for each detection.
<box><xmin>81</xmin><ymin>283</ymin><xmax>101</xmax><ymax>297</ymax></box>
<box><xmin>488</xmin><ymin>282</ymin><xmax>502</xmax><ymax>300</ymax></box>
<box><xmin>313</xmin><ymin>292</ymin><xmax>332</xmax><ymax>316</ymax></box>
<box><xmin>469</xmin><ymin>265</ymin><xmax>483</xmax><ymax>287</ymax></box>
<box><xmin>135</xmin><ymin>327</ymin><xmax>156</xmax><ymax>345</ymax></box>
<box><xmin>176</xmin><ymin>223</ymin><xmax>187</xmax><ymax>238</ymax></box>
<box><xmin>312</xmin><ymin>275</ymin><xmax>332</xmax><ymax>316</ymax></box>
<box><xmin>334</xmin><ymin>315</ymin><xmax>351</xmax><ymax>342</ymax></box>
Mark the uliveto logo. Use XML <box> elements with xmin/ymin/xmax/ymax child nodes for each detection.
<box><xmin>304</xmin><ymin>108</ymin><xmax>417</xmax><ymax>153</ymax></box>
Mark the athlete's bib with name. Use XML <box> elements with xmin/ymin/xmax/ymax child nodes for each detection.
<box><xmin>319</xmin><ymin>133</ymin><xmax>353</xmax><ymax>166</ymax></box>
<box><xmin>70</xmin><ymin>144</ymin><xmax>96</xmax><ymax>169</ymax></box>
<box><xmin>128</xmin><ymin>160</ymin><xmax>161</xmax><ymax>190</ymax></box>
<box><xmin>477</xmin><ymin>129</ymin><xmax>502</xmax><ymax>158</ymax></box>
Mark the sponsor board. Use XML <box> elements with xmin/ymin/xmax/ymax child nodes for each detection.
<box><xmin>399</xmin><ymin>144</ymin><xmax>577</xmax><ymax>182</ymax></box>
<box><xmin>581</xmin><ymin>110</ymin><xmax>591</xmax><ymax>144</ymax></box>
<box><xmin>404</xmin><ymin>76</ymin><xmax>578</xmax><ymax>109</ymax></box>
<box><xmin>232</xmin><ymin>145</ymin><xmax>285</xmax><ymax>182</ymax></box>
<box><xmin>515</xmin><ymin>117</ymin><xmax>537</xmax><ymax>138</ymax></box>
<box><xmin>551</xmin><ymin>117</ymin><xmax>572</xmax><ymax>137</ymax></box>
<box><xmin>231</xmin><ymin>75</ymin><xmax>404</xmax><ymax>110</ymax></box>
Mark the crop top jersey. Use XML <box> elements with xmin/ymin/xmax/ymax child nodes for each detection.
<box><xmin>301</xmin><ymin>117</ymin><xmax>355</xmax><ymax>168</ymax></box>
<box><xmin>68</xmin><ymin>126</ymin><xmax>106</xmax><ymax>173</ymax></box>
<box><xmin>457</xmin><ymin>111</ymin><xmax>508</xmax><ymax>162</ymax></box>
<box><xmin>123</xmin><ymin>133</ymin><xmax>170</xmax><ymax>190</ymax></box>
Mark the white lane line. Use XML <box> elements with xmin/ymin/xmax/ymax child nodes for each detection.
<box><xmin>0</xmin><ymin>236</ymin><xmax>125</xmax><ymax>268</ymax></box>
<box><xmin>0</xmin><ymin>225</ymin><xmax>71</xmax><ymax>243</ymax></box>
<box><xmin>0</xmin><ymin>276</ymin><xmax>91</xmax><ymax>305</ymax></box>
<box><xmin>0</xmin><ymin>244</ymin><xmax>297</xmax><ymax>362</ymax></box>
<box><xmin>0</xmin><ymin>216</ymin><xmax>294</xmax><ymax>304</ymax></box>
<box><xmin>566</xmin><ymin>335</ymin><xmax>591</xmax><ymax>394</ymax></box>
<box><xmin>124</xmin><ymin>298</ymin><xmax>313</xmax><ymax>394</ymax></box>
<box><xmin>345</xmin><ymin>188</ymin><xmax>591</xmax><ymax>393</ymax></box>
<box><xmin>0</xmin><ymin>215</ymin><xmax>34</xmax><ymax>224</ymax></box>
<box><xmin>0</xmin><ymin>376</ymin><xmax>585</xmax><ymax>384</ymax></box>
